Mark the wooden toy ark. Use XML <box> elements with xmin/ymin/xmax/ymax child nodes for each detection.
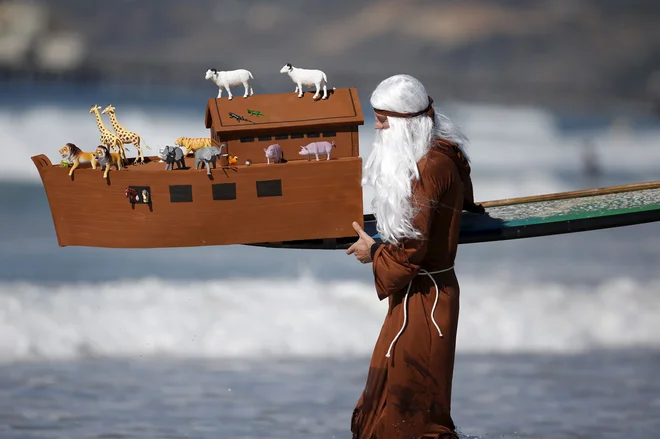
<box><xmin>32</xmin><ymin>87</ymin><xmax>365</xmax><ymax>248</ymax></box>
<box><xmin>31</xmin><ymin>83</ymin><xmax>660</xmax><ymax>251</ymax></box>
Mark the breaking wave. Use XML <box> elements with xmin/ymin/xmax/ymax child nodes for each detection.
<box><xmin>1</xmin><ymin>275</ymin><xmax>659</xmax><ymax>364</ymax></box>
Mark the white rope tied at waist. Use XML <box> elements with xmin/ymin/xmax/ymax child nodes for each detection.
<box><xmin>385</xmin><ymin>265</ymin><xmax>455</xmax><ymax>358</ymax></box>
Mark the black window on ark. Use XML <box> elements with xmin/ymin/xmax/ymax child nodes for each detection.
<box><xmin>256</xmin><ymin>180</ymin><xmax>282</xmax><ymax>197</ymax></box>
<box><xmin>212</xmin><ymin>183</ymin><xmax>236</xmax><ymax>200</ymax></box>
<box><xmin>169</xmin><ymin>185</ymin><xmax>193</xmax><ymax>202</ymax></box>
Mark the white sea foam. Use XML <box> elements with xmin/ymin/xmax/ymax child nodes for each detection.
<box><xmin>1</xmin><ymin>275</ymin><xmax>659</xmax><ymax>364</ymax></box>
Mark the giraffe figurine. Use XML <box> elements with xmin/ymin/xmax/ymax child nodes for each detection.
<box><xmin>102</xmin><ymin>104</ymin><xmax>151</xmax><ymax>165</ymax></box>
<box><xmin>89</xmin><ymin>105</ymin><xmax>126</xmax><ymax>162</ymax></box>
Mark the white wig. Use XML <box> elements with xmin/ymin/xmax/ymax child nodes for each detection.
<box><xmin>362</xmin><ymin>74</ymin><xmax>469</xmax><ymax>244</ymax></box>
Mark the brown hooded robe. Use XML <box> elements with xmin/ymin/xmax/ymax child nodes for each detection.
<box><xmin>351</xmin><ymin>138</ymin><xmax>480</xmax><ymax>439</ymax></box>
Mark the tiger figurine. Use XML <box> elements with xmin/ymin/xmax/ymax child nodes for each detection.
<box><xmin>94</xmin><ymin>145</ymin><xmax>123</xmax><ymax>179</ymax></box>
<box><xmin>59</xmin><ymin>143</ymin><xmax>98</xmax><ymax>177</ymax></box>
<box><xmin>174</xmin><ymin>137</ymin><xmax>213</xmax><ymax>156</ymax></box>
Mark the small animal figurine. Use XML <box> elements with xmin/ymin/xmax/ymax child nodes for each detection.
<box><xmin>89</xmin><ymin>105</ymin><xmax>126</xmax><ymax>162</ymax></box>
<box><xmin>141</xmin><ymin>189</ymin><xmax>149</xmax><ymax>203</ymax></box>
<box><xmin>247</xmin><ymin>109</ymin><xmax>266</xmax><ymax>117</ymax></box>
<box><xmin>195</xmin><ymin>145</ymin><xmax>225</xmax><ymax>176</ymax></box>
<box><xmin>228</xmin><ymin>155</ymin><xmax>238</xmax><ymax>167</ymax></box>
<box><xmin>175</xmin><ymin>137</ymin><xmax>213</xmax><ymax>156</ymax></box>
<box><xmin>159</xmin><ymin>145</ymin><xmax>186</xmax><ymax>170</ymax></box>
<box><xmin>229</xmin><ymin>112</ymin><xmax>253</xmax><ymax>123</ymax></box>
<box><xmin>125</xmin><ymin>187</ymin><xmax>139</xmax><ymax>203</ymax></box>
<box><xmin>299</xmin><ymin>141</ymin><xmax>336</xmax><ymax>161</ymax></box>
<box><xmin>101</xmin><ymin>104</ymin><xmax>151</xmax><ymax>165</ymax></box>
<box><xmin>59</xmin><ymin>143</ymin><xmax>97</xmax><ymax>177</ymax></box>
<box><xmin>264</xmin><ymin>143</ymin><xmax>284</xmax><ymax>164</ymax></box>
<box><xmin>94</xmin><ymin>144</ymin><xmax>123</xmax><ymax>179</ymax></box>
<box><xmin>245</xmin><ymin>159</ymin><xmax>252</xmax><ymax>166</ymax></box>
<box><xmin>205</xmin><ymin>68</ymin><xmax>254</xmax><ymax>100</ymax></box>
<box><xmin>280</xmin><ymin>63</ymin><xmax>329</xmax><ymax>100</ymax></box>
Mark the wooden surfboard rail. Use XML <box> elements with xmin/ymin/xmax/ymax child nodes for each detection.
<box><xmin>479</xmin><ymin>180</ymin><xmax>660</xmax><ymax>208</ymax></box>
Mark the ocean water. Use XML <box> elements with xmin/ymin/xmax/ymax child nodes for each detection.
<box><xmin>1</xmin><ymin>83</ymin><xmax>660</xmax><ymax>438</ymax></box>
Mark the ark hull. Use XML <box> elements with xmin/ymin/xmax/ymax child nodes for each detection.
<box><xmin>31</xmin><ymin>154</ymin><xmax>364</xmax><ymax>248</ymax></box>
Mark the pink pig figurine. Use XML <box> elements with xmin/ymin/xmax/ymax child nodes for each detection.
<box><xmin>264</xmin><ymin>143</ymin><xmax>284</xmax><ymax>164</ymax></box>
<box><xmin>298</xmin><ymin>141</ymin><xmax>336</xmax><ymax>161</ymax></box>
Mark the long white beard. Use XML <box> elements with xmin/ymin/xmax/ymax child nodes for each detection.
<box><xmin>362</xmin><ymin>117</ymin><xmax>433</xmax><ymax>244</ymax></box>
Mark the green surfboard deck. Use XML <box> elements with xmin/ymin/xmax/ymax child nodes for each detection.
<box><xmin>247</xmin><ymin>182</ymin><xmax>660</xmax><ymax>250</ymax></box>
<box><xmin>458</xmin><ymin>186</ymin><xmax>660</xmax><ymax>244</ymax></box>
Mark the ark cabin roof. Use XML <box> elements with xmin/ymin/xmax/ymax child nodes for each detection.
<box><xmin>205</xmin><ymin>87</ymin><xmax>364</xmax><ymax>134</ymax></box>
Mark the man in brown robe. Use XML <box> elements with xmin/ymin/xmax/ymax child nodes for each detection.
<box><xmin>347</xmin><ymin>74</ymin><xmax>483</xmax><ymax>439</ymax></box>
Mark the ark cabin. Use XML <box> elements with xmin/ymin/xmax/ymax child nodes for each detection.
<box><xmin>204</xmin><ymin>87</ymin><xmax>364</xmax><ymax>165</ymax></box>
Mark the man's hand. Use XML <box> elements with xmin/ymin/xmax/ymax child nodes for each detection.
<box><xmin>346</xmin><ymin>221</ymin><xmax>376</xmax><ymax>264</ymax></box>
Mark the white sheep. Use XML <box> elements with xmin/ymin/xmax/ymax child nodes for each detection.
<box><xmin>279</xmin><ymin>63</ymin><xmax>329</xmax><ymax>100</ymax></box>
<box><xmin>205</xmin><ymin>68</ymin><xmax>254</xmax><ymax>100</ymax></box>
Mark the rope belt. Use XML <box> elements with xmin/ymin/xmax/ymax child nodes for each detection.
<box><xmin>385</xmin><ymin>265</ymin><xmax>455</xmax><ymax>358</ymax></box>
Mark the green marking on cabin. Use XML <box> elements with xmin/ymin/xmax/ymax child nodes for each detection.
<box><xmin>247</xmin><ymin>109</ymin><xmax>266</xmax><ymax>117</ymax></box>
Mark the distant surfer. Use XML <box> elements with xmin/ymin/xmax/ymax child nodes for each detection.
<box><xmin>346</xmin><ymin>74</ymin><xmax>483</xmax><ymax>439</ymax></box>
<box><xmin>581</xmin><ymin>138</ymin><xmax>601</xmax><ymax>187</ymax></box>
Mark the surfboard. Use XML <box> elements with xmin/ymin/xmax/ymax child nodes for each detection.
<box><xmin>246</xmin><ymin>180</ymin><xmax>660</xmax><ymax>250</ymax></box>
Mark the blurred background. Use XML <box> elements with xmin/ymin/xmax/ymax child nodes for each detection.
<box><xmin>1</xmin><ymin>1</ymin><xmax>660</xmax><ymax>438</ymax></box>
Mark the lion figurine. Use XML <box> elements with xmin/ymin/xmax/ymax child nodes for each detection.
<box><xmin>94</xmin><ymin>145</ymin><xmax>123</xmax><ymax>179</ymax></box>
<box><xmin>59</xmin><ymin>143</ymin><xmax>97</xmax><ymax>177</ymax></box>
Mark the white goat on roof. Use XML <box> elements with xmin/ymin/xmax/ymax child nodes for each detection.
<box><xmin>279</xmin><ymin>63</ymin><xmax>329</xmax><ymax>100</ymax></box>
<box><xmin>205</xmin><ymin>68</ymin><xmax>254</xmax><ymax>100</ymax></box>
